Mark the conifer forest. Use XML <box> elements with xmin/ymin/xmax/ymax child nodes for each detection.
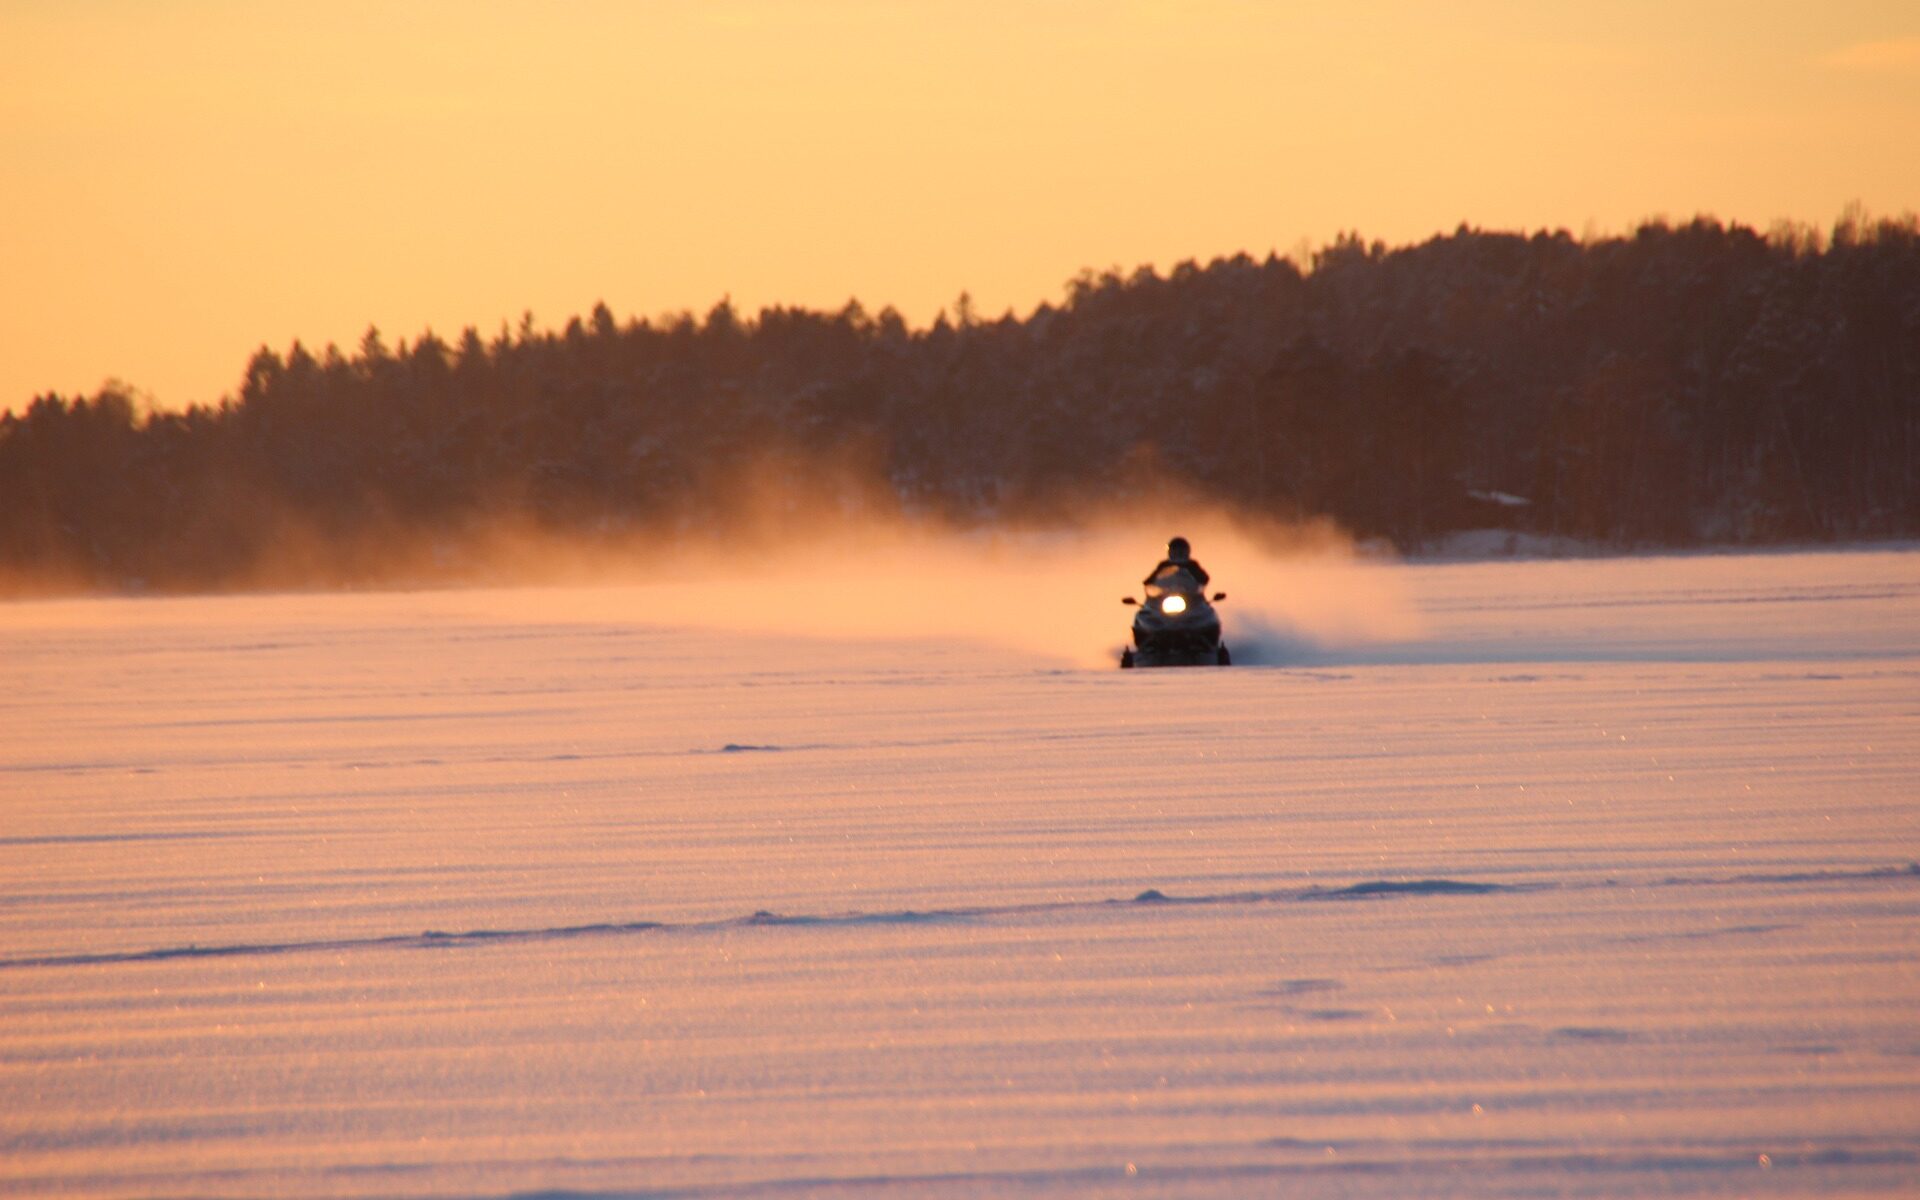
<box><xmin>4</xmin><ymin>215</ymin><xmax>1916</xmax><ymax>593</ymax></box>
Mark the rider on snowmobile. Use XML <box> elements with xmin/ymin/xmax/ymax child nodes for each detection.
<box><xmin>1143</xmin><ymin>536</ymin><xmax>1210</xmax><ymax>589</ymax></box>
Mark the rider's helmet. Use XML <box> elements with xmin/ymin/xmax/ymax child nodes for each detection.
<box><xmin>1167</xmin><ymin>536</ymin><xmax>1191</xmax><ymax>560</ymax></box>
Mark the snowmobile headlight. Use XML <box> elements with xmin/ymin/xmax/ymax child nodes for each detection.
<box><xmin>1160</xmin><ymin>594</ymin><xmax>1188</xmax><ymax>615</ymax></box>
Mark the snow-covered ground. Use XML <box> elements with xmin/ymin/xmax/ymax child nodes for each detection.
<box><xmin>2</xmin><ymin>547</ymin><xmax>1916</xmax><ymax>1197</ymax></box>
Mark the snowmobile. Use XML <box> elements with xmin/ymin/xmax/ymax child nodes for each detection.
<box><xmin>1120</xmin><ymin>565</ymin><xmax>1230</xmax><ymax>668</ymax></box>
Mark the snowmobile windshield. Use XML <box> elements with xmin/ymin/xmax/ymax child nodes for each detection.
<box><xmin>1145</xmin><ymin>564</ymin><xmax>1203</xmax><ymax>598</ymax></box>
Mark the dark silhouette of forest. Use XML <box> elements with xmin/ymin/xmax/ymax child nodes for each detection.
<box><xmin>4</xmin><ymin>213</ymin><xmax>1916</xmax><ymax>594</ymax></box>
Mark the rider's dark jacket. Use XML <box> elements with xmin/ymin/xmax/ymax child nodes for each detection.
<box><xmin>1143</xmin><ymin>558</ymin><xmax>1210</xmax><ymax>588</ymax></box>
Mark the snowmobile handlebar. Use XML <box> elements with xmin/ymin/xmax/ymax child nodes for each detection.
<box><xmin>1123</xmin><ymin>592</ymin><xmax>1226</xmax><ymax>604</ymax></box>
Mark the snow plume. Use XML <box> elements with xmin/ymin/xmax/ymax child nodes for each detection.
<box><xmin>379</xmin><ymin>453</ymin><xmax>1430</xmax><ymax>668</ymax></box>
<box><xmin>603</xmin><ymin>516</ymin><xmax>1421</xmax><ymax>669</ymax></box>
<box><xmin>54</xmin><ymin>448</ymin><xmax>1422</xmax><ymax>667</ymax></box>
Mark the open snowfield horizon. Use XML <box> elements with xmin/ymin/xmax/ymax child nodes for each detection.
<box><xmin>3</xmin><ymin>544</ymin><xmax>1916</xmax><ymax>1197</ymax></box>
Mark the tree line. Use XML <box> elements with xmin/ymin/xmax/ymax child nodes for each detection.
<box><xmin>3</xmin><ymin>212</ymin><xmax>1916</xmax><ymax>593</ymax></box>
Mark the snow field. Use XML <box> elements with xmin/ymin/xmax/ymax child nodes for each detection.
<box><xmin>2</xmin><ymin>548</ymin><xmax>1916</xmax><ymax>1196</ymax></box>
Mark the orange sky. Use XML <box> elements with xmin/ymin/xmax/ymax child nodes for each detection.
<box><xmin>3</xmin><ymin>0</ymin><xmax>1916</xmax><ymax>413</ymax></box>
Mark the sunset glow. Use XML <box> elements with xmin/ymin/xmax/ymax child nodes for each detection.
<box><xmin>3</xmin><ymin>0</ymin><xmax>1916</xmax><ymax>412</ymax></box>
